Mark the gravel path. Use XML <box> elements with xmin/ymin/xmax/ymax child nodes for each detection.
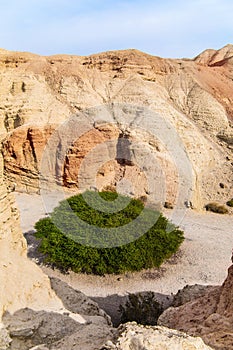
<box><xmin>15</xmin><ymin>192</ymin><xmax>233</xmax><ymax>298</ymax></box>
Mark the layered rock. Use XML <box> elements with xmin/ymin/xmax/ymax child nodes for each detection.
<box><xmin>2</xmin><ymin>125</ymin><xmax>55</xmax><ymax>192</ymax></box>
<box><xmin>0</xmin><ymin>46</ymin><xmax>232</xmax><ymax>209</ymax></box>
<box><xmin>158</xmin><ymin>264</ymin><xmax>233</xmax><ymax>349</ymax></box>
<box><xmin>0</xmin><ymin>45</ymin><xmax>233</xmax><ymax>349</ymax></box>
<box><xmin>194</xmin><ymin>44</ymin><xmax>233</xmax><ymax>66</ymax></box>
<box><xmin>0</xmin><ymin>146</ymin><xmax>64</xmax><ymax>320</ymax></box>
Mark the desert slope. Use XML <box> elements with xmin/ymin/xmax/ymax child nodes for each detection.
<box><xmin>0</xmin><ymin>45</ymin><xmax>232</xmax><ymax>210</ymax></box>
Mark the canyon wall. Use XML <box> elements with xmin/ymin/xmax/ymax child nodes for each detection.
<box><xmin>0</xmin><ymin>46</ymin><xmax>233</xmax><ymax>209</ymax></box>
<box><xmin>0</xmin><ymin>144</ymin><xmax>64</xmax><ymax>320</ymax></box>
<box><xmin>0</xmin><ymin>45</ymin><xmax>233</xmax><ymax>348</ymax></box>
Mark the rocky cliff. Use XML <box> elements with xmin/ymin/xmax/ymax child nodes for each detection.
<box><xmin>0</xmin><ymin>147</ymin><xmax>64</xmax><ymax>320</ymax></box>
<box><xmin>1</xmin><ymin>46</ymin><xmax>233</xmax><ymax>209</ymax></box>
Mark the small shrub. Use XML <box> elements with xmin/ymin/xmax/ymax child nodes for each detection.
<box><xmin>226</xmin><ymin>199</ymin><xmax>233</xmax><ymax>207</ymax></box>
<box><xmin>34</xmin><ymin>191</ymin><xmax>184</xmax><ymax>275</ymax></box>
<box><xmin>164</xmin><ymin>201</ymin><xmax>173</xmax><ymax>209</ymax></box>
<box><xmin>205</xmin><ymin>202</ymin><xmax>228</xmax><ymax>214</ymax></box>
<box><xmin>119</xmin><ymin>292</ymin><xmax>163</xmax><ymax>325</ymax></box>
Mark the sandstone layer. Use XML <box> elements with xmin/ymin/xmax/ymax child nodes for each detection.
<box><xmin>0</xmin><ymin>46</ymin><xmax>233</xmax><ymax>209</ymax></box>
<box><xmin>0</xmin><ymin>146</ymin><xmax>65</xmax><ymax>320</ymax></box>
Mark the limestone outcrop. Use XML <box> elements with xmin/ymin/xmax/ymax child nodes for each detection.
<box><xmin>105</xmin><ymin>323</ymin><xmax>213</xmax><ymax>349</ymax></box>
<box><xmin>0</xmin><ymin>46</ymin><xmax>232</xmax><ymax>209</ymax></box>
<box><xmin>2</xmin><ymin>308</ymin><xmax>116</xmax><ymax>350</ymax></box>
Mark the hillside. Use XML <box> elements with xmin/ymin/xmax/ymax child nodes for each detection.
<box><xmin>0</xmin><ymin>45</ymin><xmax>232</xmax><ymax>209</ymax></box>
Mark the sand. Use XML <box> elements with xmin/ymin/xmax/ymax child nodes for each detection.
<box><xmin>15</xmin><ymin>192</ymin><xmax>233</xmax><ymax>299</ymax></box>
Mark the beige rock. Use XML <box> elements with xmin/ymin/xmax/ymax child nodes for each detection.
<box><xmin>0</xmin><ymin>46</ymin><xmax>232</xmax><ymax>210</ymax></box>
<box><xmin>0</xmin><ymin>326</ymin><xmax>11</xmax><ymax>349</ymax></box>
<box><xmin>0</xmin><ymin>142</ymin><xmax>68</xmax><ymax>320</ymax></box>
<box><xmin>0</xmin><ymin>45</ymin><xmax>232</xmax><ymax>349</ymax></box>
<box><xmin>111</xmin><ymin>323</ymin><xmax>213</xmax><ymax>349</ymax></box>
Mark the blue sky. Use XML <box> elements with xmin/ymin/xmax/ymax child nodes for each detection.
<box><xmin>0</xmin><ymin>0</ymin><xmax>232</xmax><ymax>58</ymax></box>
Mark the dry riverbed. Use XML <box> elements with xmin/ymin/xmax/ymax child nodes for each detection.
<box><xmin>15</xmin><ymin>192</ymin><xmax>233</xmax><ymax>298</ymax></box>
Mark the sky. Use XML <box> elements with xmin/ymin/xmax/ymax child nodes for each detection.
<box><xmin>0</xmin><ymin>0</ymin><xmax>232</xmax><ymax>58</ymax></box>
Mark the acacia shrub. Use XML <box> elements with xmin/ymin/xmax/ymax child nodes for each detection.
<box><xmin>34</xmin><ymin>191</ymin><xmax>184</xmax><ymax>275</ymax></box>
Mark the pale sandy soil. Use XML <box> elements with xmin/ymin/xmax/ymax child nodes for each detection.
<box><xmin>15</xmin><ymin>192</ymin><xmax>233</xmax><ymax>298</ymax></box>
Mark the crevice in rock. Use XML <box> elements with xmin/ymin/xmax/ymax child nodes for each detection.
<box><xmin>4</xmin><ymin>113</ymin><xmax>24</xmax><ymax>132</ymax></box>
<box><xmin>116</xmin><ymin>132</ymin><xmax>132</xmax><ymax>166</ymax></box>
<box><xmin>26</xmin><ymin>129</ymin><xmax>38</xmax><ymax>169</ymax></box>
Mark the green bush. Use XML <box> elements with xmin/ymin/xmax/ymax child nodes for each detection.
<box><xmin>119</xmin><ymin>292</ymin><xmax>163</xmax><ymax>325</ymax></box>
<box><xmin>226</xmin><ymin>198</ymin><xmax>233</xmax><ymax>207</ymax></box>
<box><xmin>35</xmin><ymin>191</ymin><xmax>184</xmax><ymax>275</ymax></box>
<box><xmin>205</xmin><ymin>202</ymin><xmax>228</xmax><ymax>214</ymax></box>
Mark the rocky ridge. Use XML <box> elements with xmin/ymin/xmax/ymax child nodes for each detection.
<box><xmin>0</xmin><ymin>276</ymin><xmax>217</xmax><ymax>350</ymax></box>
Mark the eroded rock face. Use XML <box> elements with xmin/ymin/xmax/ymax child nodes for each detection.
<box><xmin>0</xmin><ymin>46</ymin><xmax>233</xmax><ymax>349</ymax></box>
<box><xmin>0</xmin><ymin>146</ymin><xmax>63</xmax><ymax>320</ymax></box>
<box><xmin>158</xmin><ymin>264</ymin><xmax>233</xmax><ymax>349</ymax></box>
<box><xmin>0</xmin><ymin>46</ymin><xmax>233</xmax><ymax>209</ymax></box>
<box><xmin>2</xmin><ymin>125</ymin><xmax>55</xmax><ymax>192</ymax></box>
<box><xmin>106</xmin><ymin>323</ymin><xmax>213</xmax><ymax>350</ymax></box>
<box><xmin>2</xmin><ymin>120</ymin><xmax>179</xmax><ymax>206</ymax></box>
<box><xmin>194</xmin><ymin>44</ymin><xmax>233</xmax><ymax>66</ymax></box>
